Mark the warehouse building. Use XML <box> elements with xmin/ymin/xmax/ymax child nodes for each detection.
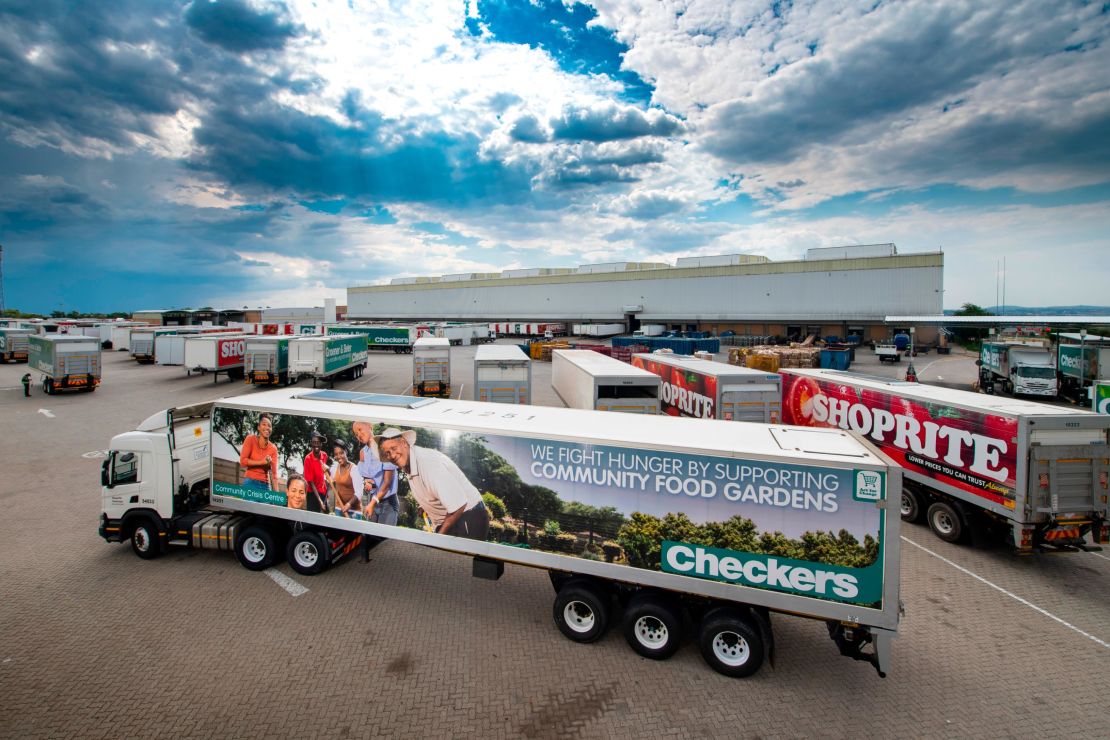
<box><xmin>347</xmin><ymin>245</ymin><xmax>943</xmax><ymax>343</ymax></box>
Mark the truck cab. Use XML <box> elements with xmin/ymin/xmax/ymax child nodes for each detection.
<box><xmin>1008</xmin><ymin>355</ymin><xmax>1057</xmax><ymax>396</ymax></box>
<box><xmin>99</xmin><ymin>403</ymin><xmax>214</xmax><ymax>555</ymax></box>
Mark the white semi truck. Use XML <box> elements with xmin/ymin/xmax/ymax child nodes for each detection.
<box><xmin>98</xmin><ymin>388</ymin><xmax>902</xmax><ymax>678</ymax></box>
<box><xmin>979</xmin><ymin>341</ymin><xmax>1057</xmax><ymax>397</ymax></box>
<box><xmin>779</xmin><ymin>368</ymin><xmax>1110</xmax><ymax>551</ymax></box>
<box><xmin>553</xmin><ymin>349</ymin><xmax>660</xmax><ymax>414</ymax></box>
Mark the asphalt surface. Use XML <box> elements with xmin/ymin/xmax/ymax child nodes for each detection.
<box><xmin>1</xmin><ymin>343</ymin><xmax>1107</xmax><ymax>739</ymax></box>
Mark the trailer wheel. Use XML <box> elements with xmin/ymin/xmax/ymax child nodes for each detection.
<box><xmin>287</xmin><ymin>531</ymin><xmax>328</xmax><ymax>576</ymax></box>
<box><xmin>622</xmin><ymin>592</ymin><xmax>684</xmax><ymax>660</ymax></box>
<box><xmin>553</xmin><ymin>581</ymin><xmax>610</xmax><ymax>643</ymax></box>
<box><xmin>927</xmin><ymin>501</ymin><xmax>965</xmax><ymax>543</ymax></box>
<box><xmin>698</xmin><ymin>609</ymin><xmax>763</xmax><ymax>678</ymax></box>
<box><xmin>235</xmin><ymin>526</ymin><xmax>277</xmax><ymax>571</ymax></box>
<box><xmin>129</xmin><ymin>518</ymin><xmax>162</xmax><ymax>560</ymax></box>
<box><xmin>900</xmin><ymin>487</ymin><xmax>924</xmax><ymax>523</ymax></box>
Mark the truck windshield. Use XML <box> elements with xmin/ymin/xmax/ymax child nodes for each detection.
<box><xmin>1019</xmin><ymin>366</ymin><xmax>1055</xmax><ymax>379</ymax></box>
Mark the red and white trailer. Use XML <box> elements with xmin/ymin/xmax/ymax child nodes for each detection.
<box><xmin>488</xmin><ymin>322</ymin><xmax>565</xmax><ymax>337</ymax></box>
<box><xmin>779</xmin><ymin>368</ymin><xmax>1110</xmax><ymax>552</ymax></box>
<box><xmin>184</xmin><ymin>334</ymin><xmax>250</xmax><ymax>383</ymax></box>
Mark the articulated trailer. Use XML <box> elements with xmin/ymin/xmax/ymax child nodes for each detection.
<box><xmin>289</xmin><ymin>334</ymin><xmax>369</xmax><ymax>388</ymax></box>
<box><xmin>98</xmin><ymin>388</ymin><xmax>902</xmax><ymax>678</ymax></box>
<box><xmin>474</xmin><ymin>344</ymin><xmax>531</xmax><ymax>404</ymax></box>
<box><xmin>0</xmin><ymin>328</ymin><xmax>31</xmax><ymax>362</ymax></box>
<box><xmin>327</xmin><ymin>324</ymin><xmax>417</xmax><ymax>353</ymax></box>
<box><xmin>28</xmin><ymin>334</ymin><xmax>101</xmax><ymax>394</ymax></box>
<box><xmin>780</xmin><ymin>368</ymin><xmax>1110</xmax><ymax>551</ymax></box>
<box><xmin>244</xmin><ymin>336</ymin><xmax>297</xmax><ymax>386</ymax></box>
<box><xmin>185</xmin><ymin>334</ymin><xmax>251</xmax><ymax>383</ymax></box>
<box><xmin>553</xmin><ymin>349</ymin><xmax>660</xmax><ymax>414</ymax></box>
<box><xmin>632</xmin><ymin>353</ymin><xmax>781</xmax><ymax>423</ymax></box>
<box><xmin>413</xmin><ymin>337</ymin><xmax>451</xmax><ymax>397</ymax></box>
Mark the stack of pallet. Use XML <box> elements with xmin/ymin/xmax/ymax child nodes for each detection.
<box><xmin>529</xmin><ymin>341</ymin><xmax>570</xmax><ymax>361</ymax></box>
<box><xmin>728</xmin><ymin>345</ymin><xmax>820</xmax><ymax>371</ymax></box>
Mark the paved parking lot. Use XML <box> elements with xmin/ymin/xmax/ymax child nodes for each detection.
<box><xmin>1</xmin><ymin>344</ymin><xmax>1108</xmax><ymax>739</ymax></box>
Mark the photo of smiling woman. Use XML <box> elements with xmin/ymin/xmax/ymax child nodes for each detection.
<box><xmin>285</xmin><ymin>474</ymin><xmax>308</xmax><ymax>511</ymax></box>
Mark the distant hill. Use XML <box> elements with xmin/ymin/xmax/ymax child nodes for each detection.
<box><xmin>944</xmin><ymin>305</ymin><xmax>1110</xmax><ymax>316</ymax></box>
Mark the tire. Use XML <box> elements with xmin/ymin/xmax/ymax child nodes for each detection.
<box><xmin>698</xmin><ymin>609</ymin><xmax>764</xmax><ymax>678</ymax></box>
<box><xmin>129</xmin><ymin>518</ymin><xmax>162</xmax><ymax>560</ymax></box>
<box><xmin>552</xmin><ymin>581</ymin><xmax>610</xmax><ymax>643</ymax></box>
<box><xmin>287</xmin><ymin>530</ymin><xmax>329</xmax><ymax>576</ymax></box>
<box><xmin>927</xmin><ymin>501</ymin><xmax>965</xmax><ymax>543</ymax></box>
<box><xmin>235</xmin><ymin>526</ymin><xmax>277</xmax><ymax>571</ymax></box>
<box><xmin>622</xmin><ymin>592</ymin><xmax>684</xmax><ymax>660</ymax></box>
<box><xmin>900</xmin><ymin>487</ymin><xmax>924</xmax><ymax>523</ymax></box>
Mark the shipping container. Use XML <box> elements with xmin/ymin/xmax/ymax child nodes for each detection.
<box><xmin>413</xmin><ymin>337</ymin><xmax>451</xmax><ymax>397</ymax></box>
<box><xmin>28</xmin><ymin>334</ymin><xmax>101</xmax><ymax>394</ymax></box>
<box><xmin>553</xmin><ymin>349</ymin><xmax>660</xmax><ymax>414</ymax></box>
<box><xmin>632</xmin><ymin>353</ymin><xmax>780</xmax><ymax>422</ymax></box>
<box><xmin>474</xmin><ymin>344</ymin><xmax>531</xmax><ymax>404</ymax></box>
<box><xmin>0</xmin><ymin>328</ymin><xmax>32</xmax><ymax>362</ymax></box>
<box><xmin>289</xmin><ymin>334</ymin><xmax>369</xmax><ymax>387</ymax></box>
<box><xmin>99</xmin><ymin>388</ymin><xmax>902</xmax><ymax>678</ymax></box>
<box><xmin>779</xmin><ymin>368</ymin><xmax>1110</xmax><ymax>551</ymax></box>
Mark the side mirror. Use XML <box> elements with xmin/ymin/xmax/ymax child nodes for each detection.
<box><xmin>101</xmin><ymin>458</ymin><xmax>110</xmax><ymax>487</ymax></box>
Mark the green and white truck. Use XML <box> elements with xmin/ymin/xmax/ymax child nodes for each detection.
<box><xmin>1058</xmin><ymin>343</ymin><xmax>1110</xmax><ymax>405</ymax></box>
<box><xmin>244</xmin><ymin>336</ymin><xmax>296</xmax><ymax>386</ymax></box>
<box><xmin>28</xmin><ymin>334</ymin><xmax>102</xmax><ymax>393</ymax></box>
<box><xmin>98</xmin><ymin>388</ymin><xmax>902</xmax><ymax>679</ymax></box>
<box><xmin>0</xmin><ymin>328</ymin><xmax>32</xmax><ymax>362</ymax></box>
<box><xmin>289</xmin><ymin>334</ymin><xmax>369</xmax><ymax>387</ymax></box>
<box><xmin>978</xmin><ymin>341</ymin><xmax>1057</xmax><ymax>397</ymax></box>
<box><xmin>327</xmin><ymin>324</ymin><xmax>416</xmax><ymax>353</ymax></box>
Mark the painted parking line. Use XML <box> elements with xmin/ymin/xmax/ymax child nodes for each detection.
<box><xmin>1086</xmin><ymin>550</ymin><xmax>1110</xmax><ymax>563</ymax></box>
<box><xmin>264</xmin><ymin>568</ymin><xmax>309</xmax><ymax>597</ymax></box>
<box><xmin>456</xmin><ymin>383</ymin><xmax>465</xmax><ymax>399</ymax></box>
<box><xmin>38</xmin><ymin>408</ymin><xmax>55</xmax><ymax>418</ymax></box>
<box><xmin>902</xmin><ymin>536</ymin><xmax>1109</xmax><ymax>649</ymax></box>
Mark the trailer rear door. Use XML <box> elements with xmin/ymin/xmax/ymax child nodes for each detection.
<box><xmin>1028</xmin><ymin>434</ymin><xmax>1109</xmax><ymax>518</ymax></box>
<box><xmin>720</xmin><ymin>384</ymin><xmax>781</xmax><ymax>423</ymax></box>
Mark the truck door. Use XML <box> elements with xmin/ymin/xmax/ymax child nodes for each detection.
<box><xmin>102</xmin><ymin>449</ymin><xmax>155</xmax><ymax>519</ymax></box>
<box><xmin>1027</xmin><ymin>436</ymin><xmax>1109</xmax><ymax>519</ymax></box>
<box><xmin>720</xmin><ymin>385</ymin><xmax>781</xmax><ymax>423</ymax></box>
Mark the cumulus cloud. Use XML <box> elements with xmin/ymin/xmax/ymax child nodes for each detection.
<box><xmin>551</xmin><ymin>102</ymin><xmax>683</xmax><ymax>142</ymax></box>
<box><xmin>184</xmin><ymin>0</ymin><xmax>301</xmax><ymax>52</ymax></box>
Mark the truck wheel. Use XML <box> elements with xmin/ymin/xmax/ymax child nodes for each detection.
<box><xmin>927</xmin><ymin>501</ymin><xmax>965</xmax><ymax>543</ymax></box>
<box><xmin>553</xmin><ymin>581</ymin><xmax>610</xmax><ymax>643</ymax></box>
<box><xmin>129</xmin><ymin>518</ymin><xmax>162</xmax><ymax>560</ymax></box>
<box><xmin>622</xmin><ymin>592</ymin><xmax>683</xmax><ymax>660</ymax></box>
<box><xmin>900</xmin><ymin>488</ymin><xmax>924</xmax><ymax>523</ymax></box>
<box><xmin>235</xmin><ymin>526</ymin><xmax>277</xmax><ymax>571</ymax></box>
<box><xmin>287</xmin><ymin>531</ymin><xmax>328</xmax><ymax>576</ymax></box>
<box><xmin>698</xmin><ymin>609</ymin><xmax>763</xmax><ymax>678</ymax></box>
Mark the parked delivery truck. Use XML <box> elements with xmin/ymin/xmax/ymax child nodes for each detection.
<box><xmin>779</xmin><ymin>368</ymin><xmax>1110</xmax><ymax>551</ymax></box>
<box><xmin>553</xmin><ymin>349</ymin><xmax>660</xmax><ymax>414</ymax></box>
<box><xmin>29</xmin><ymin>334</ymin><xmax>101</xmax><ymax>394</ymax></box>
<box><xmin>413</xmin><ymin>337</ymin><xmax>451</xmax><ymax>397</ymax></box>
<box><xmin>327</xmin><ymin>324</ymin><xmax>417</xmax><ymax>353</ymax></box>
<box><xmin>185</xmin><ymin>334</ymin><xmax>250</xmax><ymax>382</ymax></box>
<box><xmin>979</xmin><ymin>341</ymin><xmax>1057</xmax><ymax>397</ymax></box>
<box><xmin>1057</xmin><ymin>340</ymin><xmax>1110</xmax><ymax>405</ymax></box>
<box><xmin>289</xmin><ymin>334</ymin><xmax>368</xmax><ymax>388</ymax></box>
<box><xmin>98</xmin><ymin>388</ymin><xmax>902</xmax><ymax>678</ymax></box>
<box><xmin>632</xmin><ymin>353</ymin><xmax>781</xmax><ymax>422</ymax></box>
<box><xmin>474</xmin><ymin>344</ymin><xmax>531</xmax><ymax>404</ymax></box>
<box><xmin>244</xmin><ymin>336</ymin><xmax>295</xmax><ymax>386</ymax></box>
<box><xmin>0</xmin><ymin>328</ymin><xmax>31</xmax><ymax>362</ymax></box>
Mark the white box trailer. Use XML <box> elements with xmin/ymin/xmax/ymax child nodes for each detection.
<box><xmin>573</xmin><ymin>323</ymin><xmax>626</xmax><ymax>337</ymax></box>
<box><xmin>0</xmin><ymin>328</ymin><xmax>32</xmax><ymax>362</ymax></box>
<box><xmin>489</xmin><ymin>322</ymin><xmax>565</xmax><ymax>337</ymax></box>
<box><xmin>474</xmin><ymin>344</ymin><xmax>531</xmax><ymax>404</ymax></box>
<box><xmin>98</xmin><ymin>389</ymin><xmax>902</xmax><ymax>678</ymax></box>
<box><xmin>553</xmin><ymin>349</ymin><xmax>660</xmax><ymax>414</ymax></box>
<box><xmin>633</xmin><ymin>324</ymin><xmax>666</xmax><ymax>338</ymax></box>
<box><xmin>130</xmin><ymin>328</ymin><xmax>180</xmax><ymax>363</ymax></box>
<box><xmin>632</xmin><ymin>353</ymin><xmax>781</xmax><ymax>422</ymax></box>
<box><xmin>184</xmin><ymin>334</ymin><xmax>251</xmax><ymax>382</ymax></box>
<box><xmin>779</xmin><ymin>368</ymin><xmax>1110</xmax><ymax>551</ymax></box>
<box><xmin>28</xmin><ymin>334</ymin><xmax>101</xmax><ymax>394</ymax></box>
<box><xmin>111</xmin><ymin>324</ymin><xmax>143</xmax><ymax>352</ymax></box>
<box><xmin>244</xmin><ymin>336</ymin><xmax>298</xmax><ymax>386</ymax></box>
<box><xmin>155</xmin><ymin>333</ymin><xmax>189</xmax><ymax>366</ymax></box>
<box><xmin>413</xmin><ymin>337</ymin><xmax>451</xmax><ymax>397</ymax></box>
<box><xmin>289</xmin><ymin>334</ymin><xmax>369</xmax><ymax>387</ymax></box>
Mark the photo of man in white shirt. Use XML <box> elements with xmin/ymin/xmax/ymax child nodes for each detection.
<box><xmin>377</xmin><ymin>427</ymin><xmax>490</xmax><ymax>541</ymax></box>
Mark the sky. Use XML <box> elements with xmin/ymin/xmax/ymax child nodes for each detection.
<box><xmin>1</xmin><ymin>0</ymin><xmax>1108</xmax><ymax>314</ymax></box>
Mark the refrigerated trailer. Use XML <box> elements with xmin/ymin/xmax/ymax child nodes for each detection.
<box><xmin>632</xmin><ymin>353</ymin><xmax>781</xmax><ymax>422</ymax></box>
<box><xmin>1057</xmin><ymin>342</ymin><xmax>1110</xmax><ymax>405</ymax></box>
<box><xmin>779</xmin><ymin>368</ymin><xmax>1110</xmax><ymax>551</ymax></box>
<box><xmin>413</xmin><ymin>337</ymin><xmax>451</xmax><ymax>397</ymax></box>
<box><xmin>0</xmin><ymin>328</ymin><xmax>31</xmax><ymax>362</ymax></box>
<box><xmin>553</xmin><ymin>349</ymin><xmax>660</xmax><ymax>414</ymax></box>
<box><xmin>28</xmin><ymin>334</ymin><xmax>101</xmax><ymax>393</ymax></box>
<box><xmin>130</xmin><ymin>328</ymin><xmax>180</xmax><ymax>363</ymax></box>
<box><xmin>155</xmin><ymin>334</ymin><xmax>189</xmax><ymax>366</ymax></box>
<box><xmin>474</xmin><ymin>344</ymin><xmax>531</xmax><ymax>404</ymax></box>
<box><xmin>289</xmin><ymin>334</ymin><xmax>369</xmax><ymax>387</ymax></box>
<box><xmin>185</xmin><ymin>334</ymin><xmax>251</xmax><ymax>382</ymax></box>
<box><xmin>573</xmin><ymin>323</ymin><xmax>626</xmax><ymax>337</ymax></box>
<box><xmin>98</xmin><ymin>389</ymin><xmax>902</xmax><ymax>678</ymax></box>
<box><xmin>244</xmin><ymin>336</ymin><xmax>296</xmax><ymax>386</ymax></box>
<box><xmin>327</xmin><ymin>324</ymin><xmax>417</xmax><ymax>353</ymax></box>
